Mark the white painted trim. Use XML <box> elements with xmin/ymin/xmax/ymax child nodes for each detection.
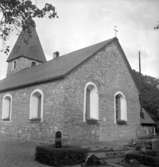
<box><xmin>2</xmin><ymin>93</ymin><xmax>12</xmax><ymax>121</ymax></box>
<box><xmin>83</xmin><ymin>82</ymin><xmax>99</xmax><ymax>122</ymax></box>
<box><xmin>29</xmin><ymin>89</ymin><xmax>44</xmax><ymax>122</ymax></box>
<box><xmin>114</xmin><ymin>91</ymin><xmax>127</xmax><ymax>124</ymax></box>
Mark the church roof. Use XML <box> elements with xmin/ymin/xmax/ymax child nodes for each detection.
<box><xmin>7</xmin><ymin>26</ymin><xmax>46</xmax><ymax>63</ymax></box>
<box><xmin>0</xmin><ymin>37</ymin><xmax>138</xmax><ymax>93</ymax></box>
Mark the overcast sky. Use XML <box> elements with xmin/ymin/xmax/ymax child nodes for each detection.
<box><xmin>0</xmin><ymin>0</ymin><xmax>159</xmax><ymax>79</ymax></box>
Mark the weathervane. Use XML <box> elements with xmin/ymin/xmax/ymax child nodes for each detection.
<box><xmin>113</xmin><ymin>25</ymin><xmax>118</xmax><ymax>37</ymax></box>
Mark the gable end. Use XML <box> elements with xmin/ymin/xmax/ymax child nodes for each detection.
<box><xmin>113</xmin><ymin>39</ymin><xmax>140</xmax><ymax>94</ymax></box>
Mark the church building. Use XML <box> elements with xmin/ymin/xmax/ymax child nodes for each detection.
<box><xmin>0</xmin><ymin>25</ymin><xmax>142</xmax><ymax>146</ymax></box>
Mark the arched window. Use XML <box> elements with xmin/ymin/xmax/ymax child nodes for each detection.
<box><xmin>2</xmin><ymin>94</ymin><xmax>12</xmax><ymax>121</ymax></box>
<box><xmin>84</xmin><ymin>82</ymin><xmax>99</xmax><ymax>122</ymax></box>
<box><xmin>30</xmin><ymin>89</ymin><xmax>43</xmax><ymax>121</ymax></box>
<box><xmin>114</xmin><ymin>92</ymin><xmax>127</xmax><ymax>124</ymax></box>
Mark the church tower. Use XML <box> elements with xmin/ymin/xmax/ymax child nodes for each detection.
<box><xmin>7</xmin><ymin>24</ymin><xmax>46</xmax><ymax>75</ymax></box>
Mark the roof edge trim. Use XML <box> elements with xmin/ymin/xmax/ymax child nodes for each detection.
<box><xmin>0</xmin><ymin>75</ymin><xmax>65</xmax><ymax>93</ymax></box>
<box><xmin>7</xmin><ymin>55</ymin><xmax>46</xmax><ymax>63</ymax></box>
<box><xmin>114</xmin><ymin>39</ymin><xmax>140</xmax><ymax>94</ymax></box>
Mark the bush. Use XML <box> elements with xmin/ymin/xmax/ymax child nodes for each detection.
<box><xmin>86</xmin><ymin>154</ymin><xmax>102</xmax><ymax>166</ymax></box>
<box><xmin>125</xmin><ymin>150</ymin><xmax>159</xmax><ymax>167</ymax></box>
<box><xmin>35</xmin><ymin>145</ymin><xmax>88</xmax><ymax>166</ymax></box>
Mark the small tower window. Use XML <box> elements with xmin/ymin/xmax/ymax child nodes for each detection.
<box><xmin>11</xmin><ymin>61</ymin><xmax>16</xmax><ymax>71</ymax></box>
<box><xmin>31</xmin><ymin>62</ymin><xmax>36</xmax><ymax>67</ymax></box>
<box><xmin>13</xmin><ymin>61</ymin><xmax>16</xmax><ymax>69</ymax></box>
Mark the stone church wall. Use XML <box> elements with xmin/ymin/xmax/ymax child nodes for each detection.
<box><xmin>0</xmin><ymin>41</ymin><xmax>140</xmax><ymax>146</ymax></box>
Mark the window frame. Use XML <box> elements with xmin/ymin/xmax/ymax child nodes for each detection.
<box><xmin>83</xmin><ymin>82</ymin><xmax>99</xmax><ymax>122</ymax></box>
<box><xmin>13</xmin><ymin>61</ymin><xmax>16</xmax><ymax>69</ymax></box>
<box><xmin>2</xmin><ymin>93</ymin><xmax>12</xmax><ymax>121</ymax></box>
<box><xmin>114</xmin><ymin>91</ymin><xmax>127</xmax><ymax>125</ymax></box>
<box><xmin>29</xmin><ymin>89</ymin><xmax>44</xmax><ymax>122</ymax></box>
<box><xmin>11</xmin><ymin>61</ymin><xmax>16</xmax><ymax>72</ymax></box>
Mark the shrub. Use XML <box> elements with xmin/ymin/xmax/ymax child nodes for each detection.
<box><xmin>86</xmin><ymin>154</ymin><xmax>102</xmax><ymax>166</ymax></box>
<box><xmin>125</xmin><ymin>150</ymin><xmax>159</xmax><ymax>167</ymax></box>
<box><xmin>35</xmin><ymin>145</ymin><xmax>88</xmax><ymax>166</ymax></box>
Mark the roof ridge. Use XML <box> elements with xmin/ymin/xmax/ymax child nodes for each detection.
<box><xmin>0</xmin><ymin>37</ymin><xmax>118</xmax><ymax>92</ymax></box>
<box><xmin>60</xmin><ymin>37</ymin><xmax>116</xmax><ymax>57</ymax></box>
<box><xmin>4</xmin><ymin>37</ymin><xmax>116</xmax><ymax>78</ymax></box>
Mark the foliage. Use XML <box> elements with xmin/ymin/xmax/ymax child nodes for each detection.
<box><xmin>154</xmin><ymin>24</ymin><xmax>159</xmax><ymax>30</ymax></box>
<box><xmin>35</xmin><ymin>144</ymin><xmax>88</xmax><ymax>166</ymax></box>
<box><xmin>0</xmin><ymin>0</ymin><xmax>57</xmax><ymax>54</ymax></box>
<box><xmin>133</xmin><ymin>70</ymin><xmax>159</xmax><ymax>121</ymax></box>
<box><xmin>86</xmin><ymin>154</ymin><xmax>102</xmax><ymax>167</ymax></box>
<box><xmin>125</xmin><ymin>150</ymin><xmax>159</xmax><ymax>166</ymax></box>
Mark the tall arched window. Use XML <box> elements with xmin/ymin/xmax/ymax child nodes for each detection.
<box><xmin>30</xmin><ymin>89</ymin><xmax>43</xmax><ymax>121</ymax></box>
<box><xmin>2</xmin><ymin>94</ymin><xmax>12</xmax><ymax>121</ymax></box>
<box><xmin>84</xmin><ymin>82</ymin><xmax>99</xmax><ymax>122</ymax></box>
<box><xmin>114</xmin><ymin>92</ymin><xmax>127</xmax><ymax>124</ymax></box>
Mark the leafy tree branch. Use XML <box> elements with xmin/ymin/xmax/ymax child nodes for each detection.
<box><xmin>0</xmin><ymin>0</ymin><xmax>58</xmax><ymax>54</ymax></box>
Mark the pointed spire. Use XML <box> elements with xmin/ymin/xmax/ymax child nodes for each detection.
<box><xmin>7</xmin><ymin>22</ymin><xmax>46</xmax><ymax>63</ymax></box>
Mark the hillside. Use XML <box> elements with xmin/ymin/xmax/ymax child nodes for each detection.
<box><xmin>132</xmin><ymin>70</ymin><xmax>159</xmax><ymax>122</ymax></box>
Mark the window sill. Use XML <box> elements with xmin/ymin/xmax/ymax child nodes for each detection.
<box><xmin>116</xmin><ymin>120</ymin><xmax>127</xmax><ymax>125</ymax></box>
<box><xmin>29</xmin><ymin>118</ymin><xmax>42</xmax><ymax>123</ymax></box>
<box><xmin>86</xmin><ymin>119</ymin><xmax>99</xmax><ymax>124</ymax></box>
<box><xmin>2</xmin><ymin>118</ymin><xmax>11</xmax><ymax>121</ymax></box>
<box><xmin>0</xmin><ymin>119</ymin><xmax>12</xmax><ymax>123</ymax></box>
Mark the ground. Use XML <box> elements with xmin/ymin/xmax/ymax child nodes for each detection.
<box><xmin>0</xmin><ymin>134</ymin><xmax>50</xmax><ymax>167</ymax></box>
<box><xmin>0</xmin><ymin>133</ymin><xmax>150</xmax><ymax>167</ymax></box>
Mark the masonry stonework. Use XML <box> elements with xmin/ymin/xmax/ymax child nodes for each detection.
<box><xmin>0</xmin><ymin>41</ymin><xmax>140</xmax><ymax>147</ymax></box>
<box><xmin>7</xmin><ymin>57</ymin><xmax>40</xmax><ymax>75</ymax></box>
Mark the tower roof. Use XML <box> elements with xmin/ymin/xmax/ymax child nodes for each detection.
<box><xmin>7</xmin><ymin>26</ymin><xmax>46</xmax><ymax>63</ymax></box>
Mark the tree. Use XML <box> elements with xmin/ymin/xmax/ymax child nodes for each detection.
<box><xmin>0</xmin><ymin>0</ymin><xmax>58</xmax><ymax>54</ymax></box>
<box><xmin>154</xmin><ymin>22</ymin><xmax>159</xmax><ymax>30</ymax></box>
<box><xmin>133</xmin><ymin>70</ymin><xmax>159</xmax><ymax>121</ymax></box>
<box><xmin>154</xmin><ymin>24</ymin><xmax>159</xmax><ymax>30</ymax></box>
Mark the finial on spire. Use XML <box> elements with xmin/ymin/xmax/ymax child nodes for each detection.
<box><xmin>113</xmin><ymin>25</ymin><xmax>118</xmax><ymax>37</ymax></box>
